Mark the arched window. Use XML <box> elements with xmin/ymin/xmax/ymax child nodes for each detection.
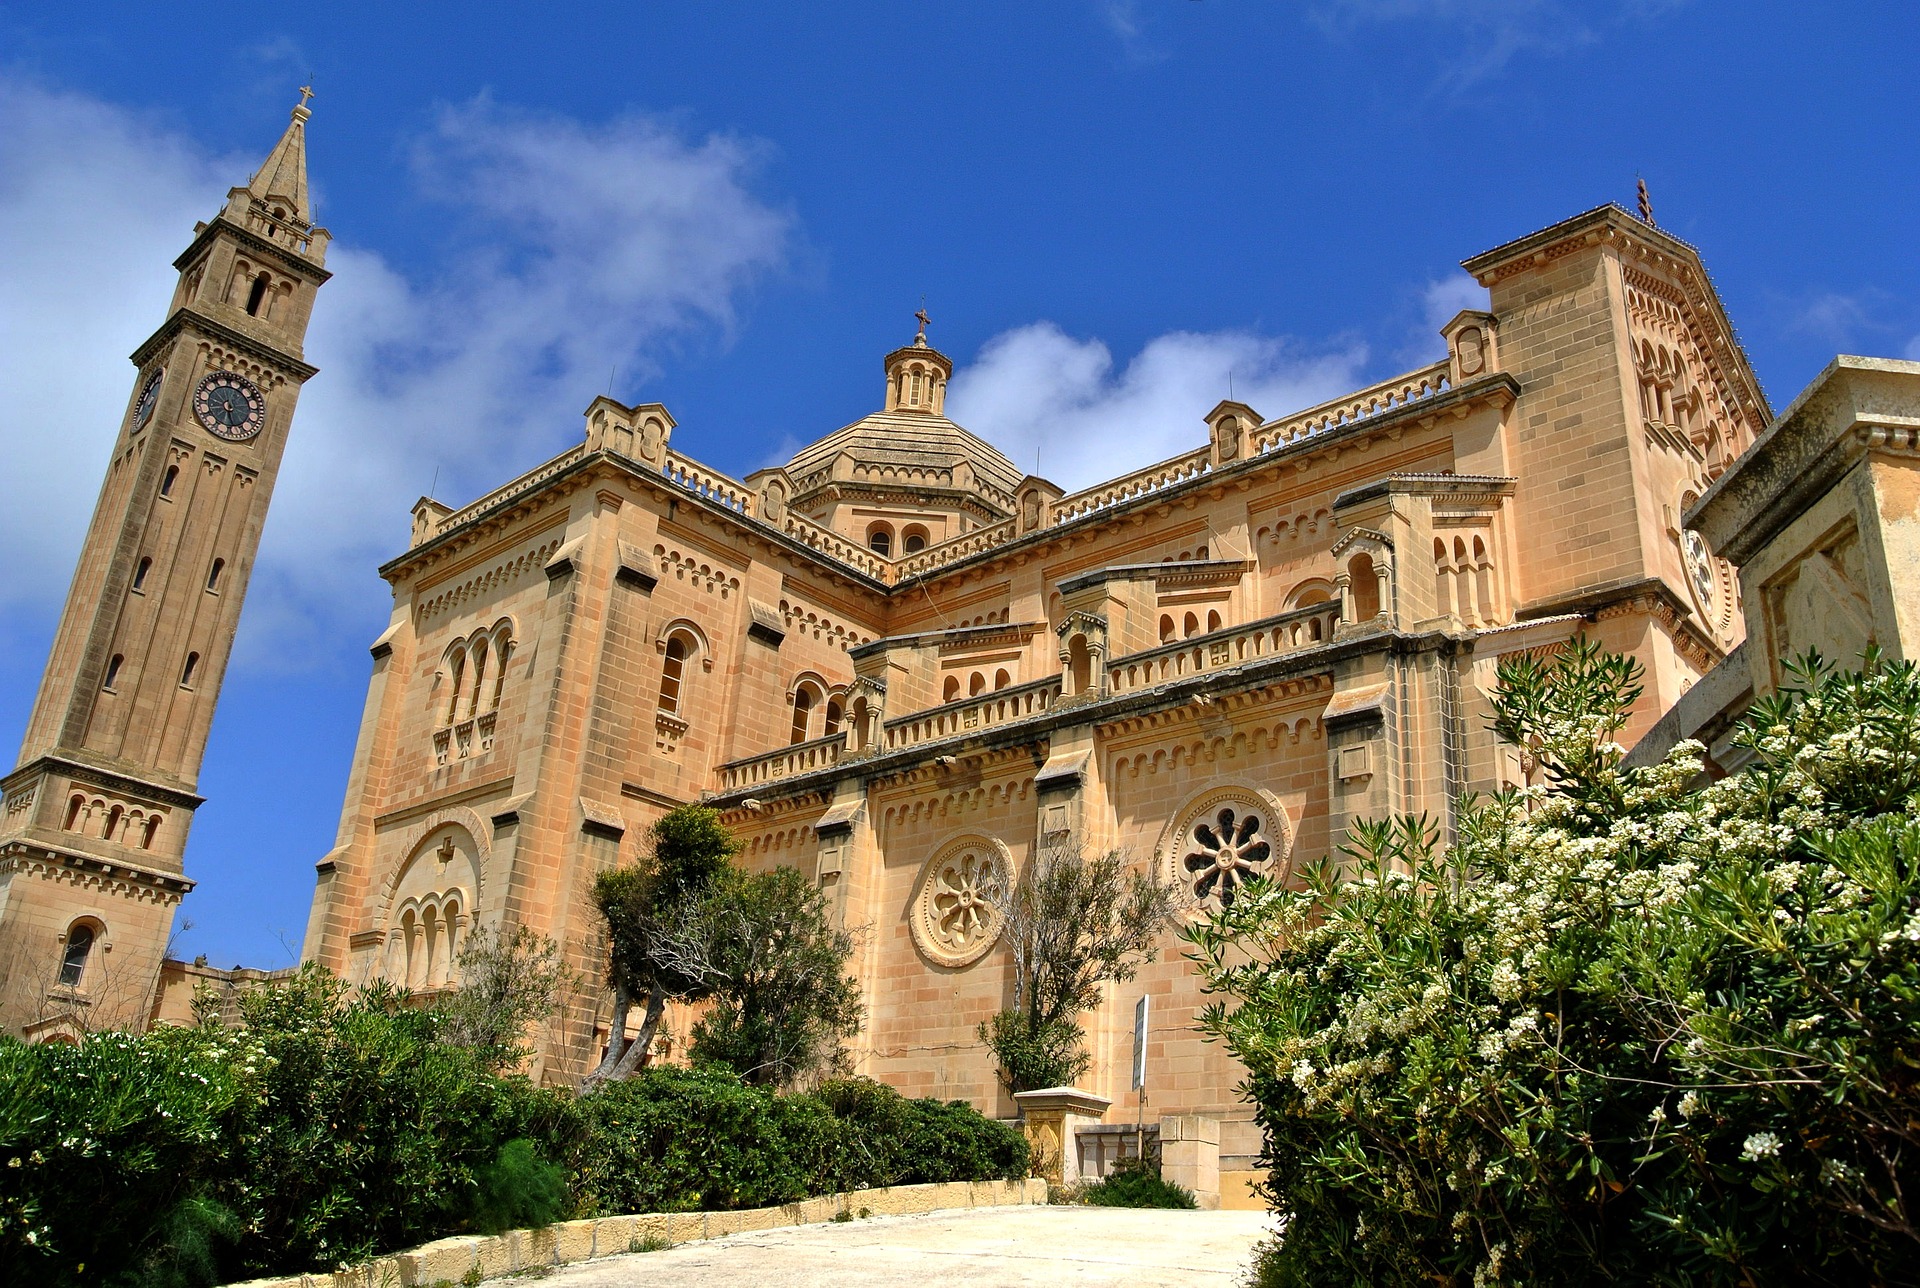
<box><xmin>903</xmin><ymin>525</ymin><xmax>930</xmax><ymax>554</ymax></box>
<box><xmin>942</xmin><ymin>675</ymin><xmax>960</xmax><ymax>703</ymax></box>
<box><xmin>1183</xmin><ymin>612</ymin><xmax>1200</xmax><ymax>639</ymax></box>
<box><xmin>180</xmin><ymin>652</ymin><xmax>199</xmax><ymax>688</ymax></box>
<box><xmin>245</xmin><ymin>272</ymin><xmax>269</xmax><ymax>317</ymax></box>
<box><xmin>445</xmin><ymin>649</ymin><xmax>466</xmax><ymax>724</ymax></box>
<box><xmin>1160</xmin><ymin>614</ymin><xmax>1175</xmax><ymax>643</ymax></box>
<box><xmin>142</xmin><ymin>815</ymin><xmax>160</xmax><ymax>849</ymax></box>
<box><xmin>849</xmin><ymin>696</ymin><xmax>870</xmax><ymax>750</ymax></box>
<box><xmin>489</xmin><ymin>633</ymin><xmax>513</xmax><ymax>712</ymax></box>
<box><xmin>206</xmin><ymin>557</ymin><xmax>225</xmax><ymax>592</ymax></box>
<box><xmin>160</xmin><ymin>466</ymin><xmax>178</xmax><ymax>498</ymax></box>
<box><xmin>790</xmin><ymin>685</ymin><xmax>817</xmax><ymax>745</ymax></box>
<box><xmin>823</xmin><ymin>699</ymin><xmax>844</xmax><ymax>737</ymax></box>
<box><xmin>1068</xmin><ymin>635</ymin><xmax>1093</xmax><ymax>696</ymax></box>
<box><xmin>103</xmin><ymin>654</ymin><xmax>124</xmax><ymax>691</ymax></box>
<box><xmin>867</xmin><ymin>523</ymin><xmax>894</xmax><ymax>557</ymax></box>
<box><xmin>1195</xmin><ymin>545</ymin><xmax>1209</xmax><ymax>560</ymax></box>
<box><xmin>103</xmin><ymin>805</ymin><xmax>123</xmax><ymax>841</ymax></box>
<box><xmin>1206</xmin><ymin>610</ymin><xmax>1222</xmax><ymax>633</ymax></box>
<box><xmin>994</xmin><ymin>668</ymin><xmax>1011</xmax><ymax>690</ymax></box>
<box><xmin>132</xmin><ymin>557</ymin><xmax>152</xmax><ymax>592</ymax></box>
<box><xmin>969</xmin><ymin>672</ymin><xmax>987</xmax><ymax>697</ymax></box>
<box><xmin>1349</xmin><ymin>553</ymin><xmax>1381</xmax><ymax>620</ymax></box>
<box><xmin>64</xmin><ymin>795</ymin><xmax>84</xmax><ymax>831</ymax></box>
<box><xmin>467</xmin><ymin>639</ymin><xmax>489</xmax><ymax>720</ymax></box>
<box><xmin>58</xmin><ymin>924</ymin><xmax>95</xmax><ymax>988</ymax></box>
<box><xmin>659</xmin><ymin>632</ymin><xmax>691</xmax><ymax>714</ymax></box>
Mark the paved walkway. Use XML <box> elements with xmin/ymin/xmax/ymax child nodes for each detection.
<box><xmin>544</xmin><ymin>1205</ymin><xmax>1276</xmax><ymax>1287</ymax></box>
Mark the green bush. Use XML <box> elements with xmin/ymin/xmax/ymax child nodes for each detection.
<box><xmin>1079</xmin><ymin>1157</ymin><xmax>1197</xmax><ymax>1210</ymax></box>
<box><xmin>1189</xmin><ymin>645</ymin><xmax>1920</xmax><ymax>1286</ymax></box>
<box><xmin>815</xmin><ymin>1077</ymin><xmax>1029</xmax><ymax>1184</ymax></box>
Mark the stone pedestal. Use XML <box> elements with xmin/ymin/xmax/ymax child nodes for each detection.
<box><xmin>1158</xmin><ymin>1114</ymin><xmax>1222</xmax><ymax>1209</ymax></box>
<box><xmin>1013</xmin><ymin>1086</ymin><xmax>1112</xmax><ymax>1185</ymax></box>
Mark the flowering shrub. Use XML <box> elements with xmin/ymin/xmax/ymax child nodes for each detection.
<box><xmin>1188</xmin><ymin>643</ymin><xmax>1920</xmax><ymax>1286</ymax></box>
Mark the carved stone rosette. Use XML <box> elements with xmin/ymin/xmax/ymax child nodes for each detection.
<box><xmin>908</xmin><ymin>835</ymin><xmax>1011</xmax><ymax>968</ymax></box>
<box><xmin>1157</xmin><ymin>785</ymin><xmax>1293</xmax><ymax>913</ymax></box>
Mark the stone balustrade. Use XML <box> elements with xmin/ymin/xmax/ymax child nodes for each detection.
<box><xmin>883</xmin><ymin>675</ymin><xmax>1061</xmax><ymax>751</ymax></box>
<box><xmin>1048</xmin><ymin>446</ymin><xmax>1214</xmax><ymax>525</ymax></box>
<box><xmin>1106</xmin><ymin>603</ymin><xmax>1340</xmax><ymax>695</ymax></box>
<box><xmin>718</xmin><ymin>731</ymin><xmax>848</xmax><ymax>792</ymax></box>
<box><xmin>436</xmin><ymin>444</ymin><xmax>589</xmax><ymax>536</ymax></box>
<box><xmin>1251</xmin><ymin>361</ymin><xmax>1450</xmax><ymax>455</ymax></box>
<box><xmin>663</xmin><ymin>451</ymin><xmax>756</xmax><ymax>515</ymax></box>
<box><xmin>780</xmin><ymin>512</ymin><xmax>890</xmax><ymax>579</ymax></box>
<box><xmin>894</xmin><ymin>519</ymin><xmax>1017</xmax><ymax>578</ymax></box>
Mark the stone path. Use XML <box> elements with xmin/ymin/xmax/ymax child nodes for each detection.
<box><xmin>542</xmin><ymin>1205</ymin><xmax>1276</xmax><ymax>1287</ymax></box>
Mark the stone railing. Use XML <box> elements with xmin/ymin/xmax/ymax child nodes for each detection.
<box><xmin>436</xmin><ymin>444</ymin><xmax>589</xmax><ymax>536</ymax></box>
<box><xmin>1106</xmin><ymin>603</ymin><xmax>1341</xmax><ymax>695</ymax></box>
<box><xmin>894</xmin><ymin>519</ymin><xmax>1018</xmax><ymax>579</ymax></box>
<box><xmin>243</xmin><ymin>200</ymin><xmax>320</xmax><ymax>256</ymax></box>
<box><xmin>1048</xmin><ymin>446</ymin><xmax>1214</xmax><ymax>525</ymax></box>
<box><xmin>662</xmin><ymin>450</ymin><xmax>756</xmax><ymax>516</ymax></box>
<box><xmin>883</xmin><ymin>675</ymin><xmax>1062</xmax><ymax>751</ymax></box>
<box><xmin>717</xmin><ymin>730</ymin><xmax>849</xmax><ymax>792</ymax></box>
<box><xmin>781</xmin><ymin>512</ymin><xmax>890</xmax><ymax>580</ymax></box>
<box><xmin>1252</xmin><ymin>361</ymin><xmax>1451</xmax><ymax>455</ymax></box>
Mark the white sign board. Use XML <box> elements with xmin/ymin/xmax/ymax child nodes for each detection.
<box><xmin>1132</xmin><ymin>994</ymin><xmax>1150</xmax><ymax>1091</ymax></box>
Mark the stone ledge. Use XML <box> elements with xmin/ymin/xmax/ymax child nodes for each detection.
<box><xmin>219</xmin><ymin>1176</ymin><xmax>1047</xmax><ymax>1287</ymax></box>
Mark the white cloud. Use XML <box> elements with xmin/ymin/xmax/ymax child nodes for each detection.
<box><xmin>1305</xmin><ymin>0</ymin><xmax>1668</xmax><ymax>86</ymax></box>
<box><xmin>0</xmin><ymin>80</ymin><xmax>791</xmax><ymax>671</ymax></box>
<box><xmin>1421</xmin><ymin>272</ymin><xmax>1491</xmax><ymax>331</ymax></box>
<box><xmin>945</xmin><ymin>323</ymin><xmax>1367</xmax><ymax>492</ymax></box>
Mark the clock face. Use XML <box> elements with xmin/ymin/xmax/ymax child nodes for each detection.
<box><xmin>132</xmin><ymin>369</ymin><xmax>164</xmax><ymax>430</ymax></box>
<box><xmin>193</xmin><ymin>371</ymin><xmax>266</xmax><ymax>442</ymax></box>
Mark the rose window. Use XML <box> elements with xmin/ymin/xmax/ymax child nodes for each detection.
<box><xmin>910</xmin><ymin>839</ymin><xmax>1010</xmax><ymax>967</ymax></box>
<box><xmin>1183</xmin><ymin>807</ymin><xmax>1272</xmax><ymax>908</ymax></box>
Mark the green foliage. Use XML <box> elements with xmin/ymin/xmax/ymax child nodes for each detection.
<box><xmin>464</xmin><ymin>1139</ymin><xmax>571</xmax><ymax>1235</ymax></box>
<box><xmin>1188</xmin><ymin>642</ymin><xmax>1920</xmax><ymax>1286</ymax></box>
<box><xmin>434</xmin><ymin>925</ymin><xmax>574</xmax><ymax>1072</ymax></box>
<box><xmin>977</xmin><ymin>1010</ymin><xmax>1088</xmax><ymax>1093</ymax></box>
<box><xmin>1077</xmin><ymin>1157</ymin><xmax>1197</xmax><ymax>1210</ymax></box>
<box><xmin>813</xmin><ymin>1076</ymin><xmax>1029</xmax><ymax>1184</ymax></box>
<box><xmin>980</xmin><ymin>844</ymin><xmax>1177</xmax><ymax>1092</ymax></box>
<box><xmin>685</xmin><ymin>866</ymin><xmax>864</xmax><ymax>1089</ymax></box>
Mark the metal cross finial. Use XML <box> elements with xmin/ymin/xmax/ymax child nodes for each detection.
<box><xmin>1636</xmin><ymin>176</ymin><xmax>1655</xmax><ymax>227</ymax></box>
<box><xmin>914</xmin><ymin>302</ymin><xmax>930</xmax><ymax>345</ymax></box>
<box><xmin>298</xmin><ymin>85</ymin><xmax>316</xmax><ymax>109</ymax></box>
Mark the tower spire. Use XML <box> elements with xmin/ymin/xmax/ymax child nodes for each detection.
<box><xmin>249</xmin><ymin>88</ymin><xmax>314</xmax><ymax>225</ymax></box>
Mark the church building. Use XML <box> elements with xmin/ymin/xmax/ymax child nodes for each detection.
<box><xmin>298</xmin><ymin>200</ymin><xmax>1767</xmax><ymax>1186</ymax></box>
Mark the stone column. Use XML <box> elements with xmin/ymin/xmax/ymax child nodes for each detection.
<box><xmin>1158</xmin><ymin>1114</ymin><xmax>1222</xmax><ymax>1209</ymax></box>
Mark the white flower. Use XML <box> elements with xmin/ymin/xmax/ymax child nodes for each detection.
<box><xmin>1677</xmin><ymin>1091</ymin><xmax>1703</xmax><ymax>1119</ymax></box>
<box><xmin>1740</xmin><ymin>1132</ymin><xmax>1783</xmax><ymax>1162</ymax></box>
<box><xmin>1647</xmin><ymin>1103</ymin><xmax>1667</xmax><ymax>1126</ymax></box>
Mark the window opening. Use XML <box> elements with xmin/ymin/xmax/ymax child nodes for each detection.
<box><xmin>867</xmin><ymin>523</ymin><xmax>893</xmax><ymax>556</ymax></box>
<box><xmin>790</xmin><ymin>686</ymin><xmax>816</xmax><ymax>744</ymax></box>
<box><xmin>160</xmin><ymin>465</ymin><xmax>178</xmax><ymax>498</ymax></box>
<box><xmin>180</xmin><ymin>651</ymin><xmax>200</xmax><ymax>688</ymax></box>
<box><xmin>59</xmin><ymin>925</ymin><xmax>94</xmax><ymax>988</ymax></box>
<box><xmin>132</xmin><ymin>557</ymin><xmax>152</xmax><ymax>592</ymax></box>
<box><xmin>659</xmin><ymin>634</ymin><xmax>689</xmax><ymax>713</ymax></box>
<box><xmin>103</xmin><ymin>654</ymin><xmax>124</xmax><ymax>691</ymax></box>
<box><xmin>206</xmin><ymin>558</ymin><xmax>225</xmax><ymax>592</ymax></box>
<box><xmin>245</xmin><ymin>273</ymin><xmax>269</xmax><ymax>316</ymax></box>
<box><xmin>824</xmin><ymin>700</ymin><xmax>844</xmax><ymax>737</ymax></box>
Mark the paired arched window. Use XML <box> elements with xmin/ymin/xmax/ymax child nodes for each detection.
<box><xmin>58</xmin><ymin>923</ymin><xmax>97</xmax><ymax>989</ymax></box>
<box><xmin>440</xmin><ymin>622</ymin><xmax>516</xmax><ymax>728</ymax></box>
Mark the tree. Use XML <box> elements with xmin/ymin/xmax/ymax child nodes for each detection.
<box><xmin>583</xmin><ymin>806</ymin><xmax>737</xmax><ymax>1087</ymax></box>
<box><xmin>980</xmin><ymin>843</ymin><xmax>1178</xmax><ymax>1092</ymax></box>
<box><xmin>434</xmin><ymin>923</ymin><xmax>573</xmax><ymax>1071</ymax></box>
<box><xmin>680</xmin><ymin>866</ymin><xmax>863</xmax><ymax>1088</ymax></box>
<box><xmin>1188</xmin><ymin>642</ymin><xmax>1920</xmax><ymax>1286</ymax></box>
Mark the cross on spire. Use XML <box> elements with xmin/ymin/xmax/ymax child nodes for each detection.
<box><xmin>914</xmin><ymin>302</ymin><xmax>930</xmax><ymax>346</ymax></box>
<box><xmin>298</xmin><ymin>85</ymin><xmax>315</xmax><ymax>110</ymax></box>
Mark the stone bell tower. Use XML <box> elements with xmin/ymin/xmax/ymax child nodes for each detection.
<box><xmin>0</xmin><ymin>93</ymin><xmax>330</xmax><ymax>1039</ymax></box>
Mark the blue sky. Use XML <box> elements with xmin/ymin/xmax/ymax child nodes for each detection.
<box><xmin>2</xmin><ymin>1</ymin><xmax>1916</xmax><ymax>969</ymax></box>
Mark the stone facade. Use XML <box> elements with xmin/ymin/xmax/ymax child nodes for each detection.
<box><xmin>0</xmin><ymin>97</ymin><xmax>328</xmax><ymax>1040</ymax></box>
<box><xmin>302</xmin><ymin>203</ymin><xmax>1767</xmax><ymax>1172</ymax></box>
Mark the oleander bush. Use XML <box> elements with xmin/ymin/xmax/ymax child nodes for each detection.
<box><xmin>1</xmin><ymin>972</ymin><xmax>1025</xmax><ymax>1287</ymax></box>
<box><xmin>1190</xmin><ymin>643</ymin><xmax>1920</xmax><ymax>1287</ymax></box>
